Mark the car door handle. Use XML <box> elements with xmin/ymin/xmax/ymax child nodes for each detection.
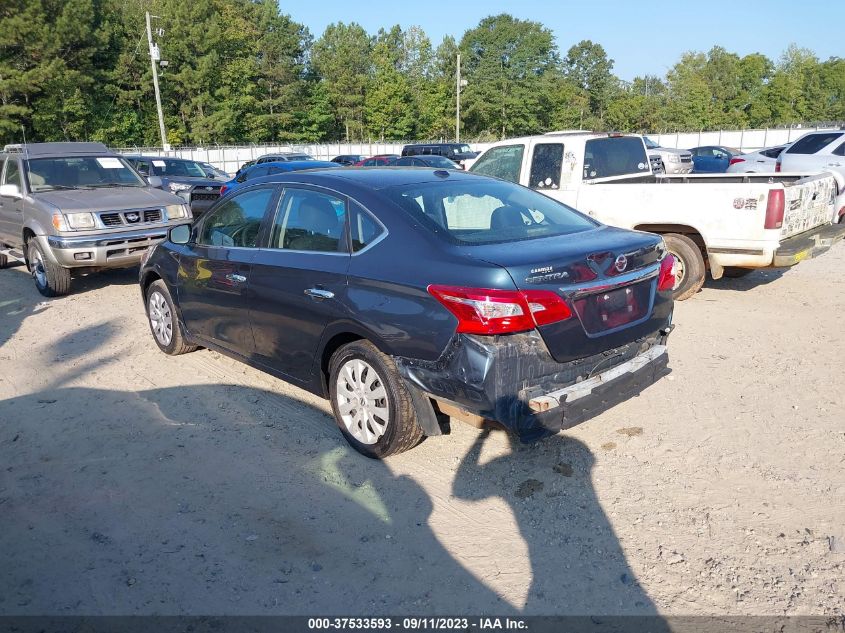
<box><xmin>226</xmin><ymin>273</ymin><xmax>247</xmax><ymax>283</ymax></box>
<box><xmin>305</xmin><ymin>288</ymin><xmax>334</xmax><ymax>300</ymax></box>
<box><xmin>828</xmin><ymin>163</ymin><xmax>842</xmax><ymax>167</ymax></box>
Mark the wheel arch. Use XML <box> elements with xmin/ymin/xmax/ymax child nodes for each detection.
<box><xmin>316</xmin><ymin>324</ymin><xmax>395</xmax><ymax>398</ymax></box>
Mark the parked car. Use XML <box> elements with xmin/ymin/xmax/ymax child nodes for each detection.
<box><xmin>0</xmin><ymin>142</ymin><xmax>191</xmax><ymax>296</ymax></box>
<box><xmin>198</xmin><ymin>162</ymin><xmax>231</xmax><ymax>180</ymax></box>
<box><xmin>332</xmin><ymin>154</ymin><xmax>365</xmax><ymax>166</ymax></box>
<box><xmin>140</xmin><ymin>167</ymin><xmax>676</xmax><ymax>458</ymax></box>
<box><xmin>220</xmin><ymin>160</ymin><xmax>340</xmax><ymax>196</ymax></box>
<box><xmin>643</xmin><ymin>137</ymin><xmax>693</xmax><ymax>174</ymax></box>
<box><xmin>254</xmin><ymin>152</ymin><xmax>316</xmax><ymax>164</ymax></box>
<box><xmin>688</xmin><ymin>146</ymin><xmax>740</xmax><ymax>173</ymax></box>
<box><xmin>726</xmin><ymin>145</ymin><xmax>787</xmax><ymax>173</ymax></box>
<box><xmin>401</xmin><ymin>143</ymin><xmax>478</xmax><ymax>168</ymax></box>
<box><xmin>353</xmin><ymin>154</ymin><xmax>399</xmax><ymax>166</ymax></box>
<box><xmin>388</xmin><ymin>155</ymin><xmax>461</xmax><ymax>169</ymax></box>
<box><xmin>776</xmin><ymin>130</ymin><xmax>845</xmax><ymax>178</ymax></box>
<box><xmin>470</xmin><ymin>133</ymin><xmax>845</xmax><ymax>299</ymax></box>
<box><xmin>124</xmin><ymin>155</ymin><xmax>223</xmax><ymax>218</ymax></box>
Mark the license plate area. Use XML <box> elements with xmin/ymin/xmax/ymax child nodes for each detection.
<box><xmin>573</xmin><ymin>280</ymin><xmax>653</xmax><ymax>335</ymax></box>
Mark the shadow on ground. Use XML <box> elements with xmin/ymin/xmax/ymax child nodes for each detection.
<box><xmin>702</xmin><ymin>267</ymin><xmax>787</xmax><ymax>294</ymax></box>
<box><xmin>0</xmin><ymin>381</ymin><xmax>666</xmax><ymax>620</ymax></box>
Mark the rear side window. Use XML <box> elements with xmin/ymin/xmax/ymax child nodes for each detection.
<box><xmin>833</xmin><ymin>142</ymin><xmax>845</xmax><ymax>157</ymax></box>
<box><xmin>198</xmin><ymin>186</ymin><xmax>274</xmax><ymax>248</ymax></box>
<box><xmin>469</xmin><ymin>144</ymin><xmax>525</xmax><ymax>183</ymax></box>
<box><xmin>787</xmin><ymin>132</ymin><xmax>844</xmax><ymax>155</ymax></box>
<box><xmin>760</xmin><ymin>147</ymin><xmax>784</xmax><ymax>159</ymax></box>
<box><xmin>272</xmin><ymin>188</ymin><xmax>347</xmax><ymax>253</ymax></box>
<box><xmin>583</xmin><ymin>137</ymin><xmax>649</xmax><ymax>180</ymax></box>
<box><xmin>529</xmin><ymin>143</ymin><xmax>563</xmax><ymax>190</ymax></box>
<box><xmin>349</xmin><ymin>201</ymin><xmax>385</xmax><ymax>252</ymax></box>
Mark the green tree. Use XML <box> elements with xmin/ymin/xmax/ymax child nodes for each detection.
<box><xmin>563</xmin><ymin>40</ymin><xmax>616</xmax><ymax>122</ymax></box>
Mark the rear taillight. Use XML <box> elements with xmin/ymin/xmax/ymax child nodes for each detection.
<box><xmin>729</xmin><ymin>157</ymin><xmax>745</xmax><ymax>166</ymax></box>
<box><xmin>764</xmin><ymin>189</ymin><xmax>785</xmax><ymax>229</ymax></box>
<box><xmin>775</xmin><ymin>161</ymin><xmax>782</xmax><ymax>173</ymax></box>
<box><xmin>657</xmin><ymin>254</ymin><xmax>676</xmax><ymax>292</ymax></box>
<box><xmin>427</xmin><ymin>285</ymin><xmax>571</xmax><ymax>335</ymax></box>
<box><xmin>220</xmin><ymin>184</ymin><xmax>228</xmax><ymax>196</ymax></box>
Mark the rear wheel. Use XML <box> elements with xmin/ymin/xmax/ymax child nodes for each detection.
<box><xmin>723</xmin><ymin>267</ymin><xmax>754</xmax><ymax>278</ymax></box>
<box><xmin>663</xmin><ymin>233</ymin><xmax>705</xmax><ymax>301</ymax></box>
<box><xmin>27</xmin><ymin>240</ymin><xmax>71</xmax><ymax>297</ymax></box>
<box><xmin>145</xmin><ymin>279</ymin><xmax>197</xmax><ymax>355</ymax></box>
<box><xmin>329</xmin><ymin>340</ymin><xmax>424</xmax><ymax>459</ymax></box>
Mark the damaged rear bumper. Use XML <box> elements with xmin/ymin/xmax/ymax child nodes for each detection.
<box><xmin>395</xmin><ymin>328</ymin><xmax>672</xmax><ymax>443</ymax></box>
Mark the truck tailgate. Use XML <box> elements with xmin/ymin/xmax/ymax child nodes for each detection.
<box><xmin>781</xmin><ymin>174</ymin><xmax>837</xmax><ymax>238</ymax></box>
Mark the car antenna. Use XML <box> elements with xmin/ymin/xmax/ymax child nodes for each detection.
<box><xmin>20</xmin><ymin>125</ymin><xmax>29</xmax><ymax>163</ymax></box>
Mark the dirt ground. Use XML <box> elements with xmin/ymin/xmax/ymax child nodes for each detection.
<box><xmin>1</xmin><ymin>244</ymin><xmax>844</xmax><ymax>617</ymax></box>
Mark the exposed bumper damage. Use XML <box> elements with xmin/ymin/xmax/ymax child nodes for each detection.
<box><xmin>396</xmin><ymin>329</ymin><xmax>672</xmax><ymax>443</ymax></box>
<box><xmin>772</xmin><ymin>222</ymin><xmax>845</xmax><ymax>267</ymax></box>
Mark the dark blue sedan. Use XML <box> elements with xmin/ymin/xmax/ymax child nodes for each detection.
<box><xmin>688</xmin><ymin>146</ymin><xmax>740</xmax><ymax>173</ymax></box>
<box><xmin>221</xmin><ymin>160</ymin><xmax>340</xmax><ymax>196</ymax></box>
<box><xmin>139</xmin><ymin>168</ymin><xmax>675</xmax><ymax>457</ymax></box>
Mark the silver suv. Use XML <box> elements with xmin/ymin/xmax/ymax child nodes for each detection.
<box><xmin>0</xmin><ymin>142</ymin><xmax>192</xmax><ymax>296</ymax></box>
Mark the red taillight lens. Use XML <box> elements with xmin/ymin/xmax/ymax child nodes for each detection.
<box><xmin>729</xmin><ymin>157</ymin><xmax>745</xmax><ymax>166</ymax></box>
<box><xmin>427</xmin><ymin>285</ymin><xmax>571</xmax><ymax>335</ymax></box>
<box><xmin>764</xmin><ymin>189</ymin><xmax>785</xmax><ymax>229</ymax></box>
<box><xmin>220</xmin><ymin>184</ymin><xmax>228</xmax><ymax>196</ymax></box>
<box><xmin>775</xmin><ymin>161</ymin><xmax>781</xmax><ymax>173</ymax></box>
<box><xmin>657</xmin><ymin>254</ymin><xmax>676</xmax><ymax>292</ymax></box>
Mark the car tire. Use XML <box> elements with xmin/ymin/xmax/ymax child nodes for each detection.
<box><xmin>664</xmin><ymin>233</ymin><xmax>705</xmax><ymax>301</ymax></box>
<box><xmin>145</xmin><ymin>279</ymin><xmax>198</xmax><ymax>355</ymax></box>
<box><xmin>722</xmin><ymin>267</ymin><xmax>754</xmax><ymax>278</ymax></box>
<box><xmin>329</xmin><ymin>340</ymin><xmax>424</xmax><ymax>459</ymax></box>
<box><xmin>0</xmin><ymin>253</ymin><xmax>8</xmax><ymax>269</ymax></box>
<box><xmin>27</xmin><ymin>240</ymin><xmax>71</xmax><ymax>297</ymax></box>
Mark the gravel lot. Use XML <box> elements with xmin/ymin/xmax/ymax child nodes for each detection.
<box><xmin>1</xmin><ymin>244</ymin><xmax>844</xmax><ymax>616</ymax></box>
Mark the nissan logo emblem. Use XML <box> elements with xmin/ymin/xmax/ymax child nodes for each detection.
<box><xmin>614</xmin><ymin>254</ymin><xmax>628</xmax><ymax>273</ymax></box>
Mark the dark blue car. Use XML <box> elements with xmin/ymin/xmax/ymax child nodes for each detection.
<box><xmin>139</xmin><ymin>168</ymin><xmax>675</xmax><ymax>458</ymax></box>
<box><xmin>221</xmin><ymin>160</ymin><xmax>340</xmax><ymax>196</ymax></box>
<box><xmin>688</xmin><ymin>146</ymin><xmax>740</xmax><ymax>173</ymax></box>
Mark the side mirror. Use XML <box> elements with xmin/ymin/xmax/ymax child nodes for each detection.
<box><xmin>0</xmin><ymin>183</ymin><xmax>22</xmax><ymax>199</ymax></box>
<box><xmin>169</xmin><ymin>223</ymin><xmax>191</xmax><ymax>245</ymax></box>
<box><xmin>146</xmin><ymin>175</ymin><xmax>163</xmax><ymax>188</ymax></box>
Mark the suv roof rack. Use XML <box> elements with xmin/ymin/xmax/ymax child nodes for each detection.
<box><xmin>3</xmin><ymin>144</ymin><xmax>23</xmax><ymax>153</ymax></box>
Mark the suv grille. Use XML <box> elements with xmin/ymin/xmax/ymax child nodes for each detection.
<box><xmin>143</xmin><ymin>209</ymin><xmax>162</xmax><ymax>222</ymax></box>
<box><xmin>97</xmin><ymin>209</ymin><xmax>164</xmax><ymax>227</ymax></box>
<box><xmin>100</xmin><ymin>213</ymin><xmax>122</xmax><ymax>226</ymax></box>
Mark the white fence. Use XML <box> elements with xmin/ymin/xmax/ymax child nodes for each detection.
<box><xmin>116</xmin><ymin>125</ymin><xmax>842</xmax><ymax>173</ymax></box>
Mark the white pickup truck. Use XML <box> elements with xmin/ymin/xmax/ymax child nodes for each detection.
<box><xmin>469</xmin><ymin>132</ymin><xmax>845</xmax><ymax>299</ymax></box>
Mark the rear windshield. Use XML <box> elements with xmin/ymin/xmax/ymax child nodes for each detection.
<box><xmin>786</xmin><ymin>132</ymin><xmax>843</xmax><ymax>155</ymax></box>
<box><xmin>583</xmin><ymin>137</ymin><xmax>649</xmax><ymax>180</ymax></box>
<box><xmin>383</xmin><ymin>178</ymin><xmax>596</xmax><ymax>245</ymax></box>
<box><xmin>27</xmin><ymin>156</ymin><xmax>145</xmax><ymax>191</ymax></box>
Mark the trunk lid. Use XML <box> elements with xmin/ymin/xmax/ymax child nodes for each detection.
<box><xmin>780</xmin><ymin>174</ymin><xmax>837</xmax><ymax>238</ymax></box>
<box><xmin>466</xmin><ymin>226</ymin><xmax>672</xmax><ymax>363</ymax></box>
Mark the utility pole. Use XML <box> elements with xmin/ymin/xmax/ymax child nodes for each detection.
<box><xmin>146</xmin><ymin>12</ymin><xmax>169</xmax><ymax>150</ymax></box>
<box><xmin>456</xmin><ymin>53</ymin><xmax>461</xmax><ymax>142</ymax></box>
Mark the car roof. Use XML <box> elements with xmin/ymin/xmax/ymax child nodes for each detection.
<box><xmin>240</xmin><ymin>167</ymin><xmax>482</xmax><ymax>191</ymax></box>
<box><xmin>4</xmin><ymin>142</ymin><xmax>112</xmax><ymax>157</ymax></box>
<box><xmin>249</xmin><ymin>160</ymin><xmax>337</xmax><ymax>170</ymax></box>
<box><xmin>124</xmin><ymin>155</ymin><xmax>195</xmax><ymax>162</ymax></box>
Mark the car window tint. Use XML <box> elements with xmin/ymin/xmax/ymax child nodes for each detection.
<box><xmin>4</xmin><ymin>160</ymin><xmax>22</xmax><ymax>187</ymax></box>
<box><xmin>584</xmin><ymin>137</ymin><xmax>649</xmax><ymax>179</ymax></box>
<box><xmin>272</xmin><ymin>189</ymin><xmax>347</xmax><ymax>253</ymax></box>
<box><xmin>349</xmin><ymin>201</ymin><xmax>384</xmax><ymax>252</ymax></box>
<box><xmin>469</xmin><ymin>144</ymin><xmax>525</xmax><ymax>183</ymax></box>
<box><xmin>787</xmin><ymin>132</ymin><xmax>844</xmax><ymax>155</ymax></box>
<box><xmin>198</xmin><ymin>187</ymin><xmax>273</xmax><ymax>248</ymax></box>
<box><xmin>833</xmin><ymin>142</ymin><xmax>845</xmax><ymax>157</ymax></box>
<box><xmin>760</xmin><ymin>147</ymin><xmax>783</xmax><ymax>159</ymax></box>
<box><xmin>529</xmin><ymin>143</ymin><xmax>563</xmax><ymax>189</ymax></box>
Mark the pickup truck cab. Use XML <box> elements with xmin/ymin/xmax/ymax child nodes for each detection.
<box><xmin>470</xmin><ymin>132</ymin><xmax>845</xmax><ymax>299</ymax></box>
<box><xmin>0</xmin><ymin>142</ymin><xmax>192</xmax><ymax>297</ymax></box>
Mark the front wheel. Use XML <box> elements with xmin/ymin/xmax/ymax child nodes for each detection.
<box><xmin>663</xmin><ymin>233</ymin><xmax>705</xmax><ymax>301</ymax></box>
<box><xmin>145</xmin><ymin>280</ymin><xmax>197</xmax><ymax>355</ymax></box>
<box><xmin>27</xmin><ymin>240</ymin><xmax>71</xmax><ymax>297</ymax></box>
<box><xmin>329</xmin><ymin>340</ymin><xmax>424</xmax><ymax>459</ymax></box>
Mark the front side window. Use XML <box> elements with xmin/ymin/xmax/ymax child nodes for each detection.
<box><xmin>469</xmin><ymin>144</ymin><xmax>525</xmax><ymax>183</ymax></box>
<box><xmin>26</xmin><ymin>156</ymin><xmax>145</xmax><ymax>191</ymax></box>
<box><xmin>271</xmin><ymin>188</ymin><xmax>347</xmax><ymax>253</ymax></box>
<box><xmin>529</xmin><ymin>143</ymin><xmax>563</xmax><ymax>190</ymax></box>
<box><xmin>198</xmin><ymin>186</ymin><xmax>274</xmax><ymax>248</ymax></box>
<box><xmin>384</xmin><ymin>179</ymin><xmax>596</xmax><ymax>245</ymax></box>
<box><xmin>4</xmin><ymin>159</ymin><xmax>21</xmax><ymax>187</ymax></box>
<box><xmin>787</xmin><ymin>132</ymin><xmax>844</xmax><ymax>155</ymax></box>
<box><xmin>583</xmin><ymin>137</ymin><xmax>649</xmax><ymax>180</ymax></box>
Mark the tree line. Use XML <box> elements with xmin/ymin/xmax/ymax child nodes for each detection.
<box><xmin>1</xmin><ymin>0</ymin><xmax>843</xmax><ymax>147</ymax></box>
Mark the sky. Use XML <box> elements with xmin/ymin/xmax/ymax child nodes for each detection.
<box><xmin>284</xmin><ymin>0</ymin><xmax>844</xmax><ymax>81</ymax></box>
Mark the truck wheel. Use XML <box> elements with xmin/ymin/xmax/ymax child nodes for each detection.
<box><xmin>329</xmin><ymin>340</ymin><xmax>424</xmax><ymax>459</ymax></box>
<box><xmin>145</xmin><ymin>279</ymin><xmax>198</xmax><ymax>355</ymax></box>
<box><xmin>723</xmin><ymin>267</ymin><xmax>754</xmax><ymax>278</ymax></box>
<box><xmin>27</xmin><ymin>240</ymin><xmax>71</xmax><ymax>297</ymax></box>
<box><xmin>663</xmin><ymin>233</ymin><xmax>705</xmax><ymax>301</ymax></box>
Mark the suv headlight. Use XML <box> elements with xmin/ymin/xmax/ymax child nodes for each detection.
<box><xmin>165</xmin><ymin>204</ymin><xmax>191</xmax><ymax>220</ymax></box>
<box><xmin>667</xmin><ymin>154</ymin><xmax>681</xmax><ymax>163</ymax></box>
<box><xmin>168</xmin><ymin>182</ymin><xmax>191</xmax><ymax>193</ymax></box>
<box><xmin>65</xmin><ymin>212</ymin><xmax>96</xmax><ymax>230</ymax></box>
